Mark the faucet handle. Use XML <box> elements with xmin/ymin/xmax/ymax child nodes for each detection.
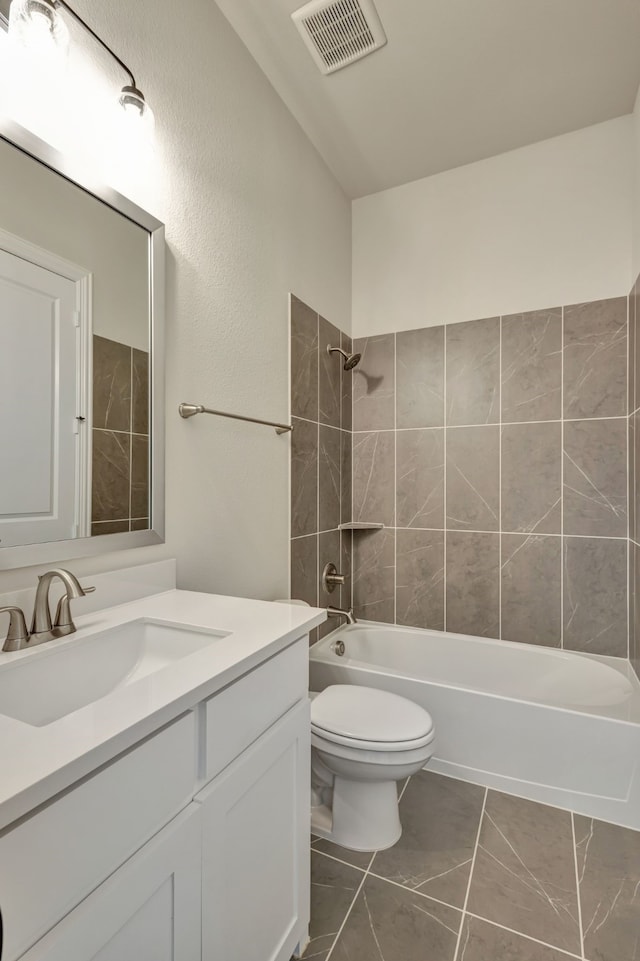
<box><xmin>54</xmin><ymin>586</ymin><xmax>95</xmax><ymax>629</ymax></box>
<box><xmin>0</xmin><ymin>607</ymin><xmax>30</xmax><ymax>652</ymax></box>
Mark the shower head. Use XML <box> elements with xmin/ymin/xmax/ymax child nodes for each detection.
<box><xmin>327</xmin><ymin>345</ymin><xmax>362</xmax><ymax>371</ymax></box>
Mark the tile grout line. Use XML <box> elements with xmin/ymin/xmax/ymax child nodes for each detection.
<box><xmin>324</xmin><ymin>848</ymin><xmax>376</xmax><ymax>960</ymax></box>
<box><xmin>561</xmin><ymin>306</ymin><xmax>565</xmax><ymax>650</ymax></box>
<box><xmin>570</xmin><ymin>812</ymin><xmax>586</xmax><ymax>961</ymax></box>
<box><xmin>348</xmin><ymin>414</ymin><xmax>628</xmax><ymax>433</ymax></box>
<box><xmin>293</xmin><ymin>528</ymin><xmax>629</xmax><ymax>542</ymax></box>
<box><xmin>452</xmin><ymin>785</ymin><xmax>488</xmax><ymax>961</ymax></box>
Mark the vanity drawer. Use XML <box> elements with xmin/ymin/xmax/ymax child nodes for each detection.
<box><xmin>0</xmin><ymin>712</ymin><xmax>196</xmax><ymax>961</ymax></box>
<box><xmin>204</xmin><ymin>638</ymin><xmax>307</xmax><ymax>781</ymax></box>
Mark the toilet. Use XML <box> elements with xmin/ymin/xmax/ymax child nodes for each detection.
<box><xmin>310</xmin><ymin>685</ymin><xmax>436</xmax><ymax>852</ymax></box>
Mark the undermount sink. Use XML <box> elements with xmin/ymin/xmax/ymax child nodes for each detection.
<box><xmin>0</xmin><ymin>619</ymin><xmax>229</xmax><ymax>727</ymax></box>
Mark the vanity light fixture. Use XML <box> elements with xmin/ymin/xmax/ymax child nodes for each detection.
<box><xmin>8</xmin><ymin>0</ymin><xmax>153</xmax><ymax>124</ymax></box>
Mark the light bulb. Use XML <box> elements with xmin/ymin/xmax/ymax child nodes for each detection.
<box><xmin>8</xmin><ymin>0</ymin><xmax>69</xmax><ymax>58</ymax></box>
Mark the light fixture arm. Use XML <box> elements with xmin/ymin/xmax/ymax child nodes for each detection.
<box><xmin>55</xmin><ymin>0</ymin><xmax>137</xmax><ymax>88</ymax></box>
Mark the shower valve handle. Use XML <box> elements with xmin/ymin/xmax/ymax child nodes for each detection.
<box><xmin>322</xmin><ymin>563</ymin><xmax>345</xmax><ymax>594</ymax></box>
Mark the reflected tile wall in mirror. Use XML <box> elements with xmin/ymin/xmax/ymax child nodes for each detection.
<box><xmin>92</xmin><ymin>335</ymin><xmax>150</xmax><ymax>535</ymax></box>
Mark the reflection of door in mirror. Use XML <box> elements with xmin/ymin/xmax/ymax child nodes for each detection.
<box><xmin>0</xmin><ymin>244</ymin><xmax>90</xmax><ymax>547</ymax></box>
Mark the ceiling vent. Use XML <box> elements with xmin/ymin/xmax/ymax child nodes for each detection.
<box><xmin>291</xmin><ymin>0</ymin><xmax>387</xmax><ymax>76</ymax></box>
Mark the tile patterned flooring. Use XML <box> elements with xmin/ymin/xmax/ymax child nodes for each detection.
<box><xmin>304</xmin><ymin>771</ymin><xmax>640</xmax><ymax>961</ymax></box>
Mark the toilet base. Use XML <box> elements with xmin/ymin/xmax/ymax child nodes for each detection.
<box><xmin>311</xmin><ymin>776</ymin><xmax>402</xmax><ymax>852</ymax></box>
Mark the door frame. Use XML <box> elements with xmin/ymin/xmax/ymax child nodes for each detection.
<box><xmin>0</xmin><ymin>226</ymin><xmax>92</xmax><ymax>537</ymax></box>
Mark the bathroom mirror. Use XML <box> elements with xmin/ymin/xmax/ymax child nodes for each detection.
<box><xmin>0</xmin><ymin>116</ymin><xmax>165</xmax><ymax>569</ymax></box>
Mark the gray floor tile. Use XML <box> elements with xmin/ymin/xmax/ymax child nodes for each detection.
<box><xmin>575</xmin><ymin>815</ymin><xmax>640</xmax><ymax>961</ymax></box>
<box><xmin>466</xmin><ymin>791</ymin><xmax>580</xmax><ymax>954</ymax></box>
<box><xmin>370</xmin><ymin>771</ymin><xmax>485</xmax><ymax>908</ymax></box>
<box><xmin>330</xmin><ymin>874</ymin><xmax>461</xmax><ymax>961</ymax></box>
<box><xmin>311</xmin><ymin>837</ymin><xmax>373</xmax><ymax>872</ymax></box>
<box><xmin>306</xmin><ymin>852</ymin><xmax>363</xmax><ymax>961</ymax></box>
<box><xmin>457</xmin><ymin>915</ymin><xmax>579</xmax><ymax>961</ymax></box>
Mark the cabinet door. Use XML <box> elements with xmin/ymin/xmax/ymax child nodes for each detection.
<box><xmin>17</xmin><ymin>805</ymin><xmax>202</xmax><ymax>961</ymax></box>
<box><xmin>197</xmin><ymin>699</ymin><xmax>311</xmax><ymax>961</ymax></box>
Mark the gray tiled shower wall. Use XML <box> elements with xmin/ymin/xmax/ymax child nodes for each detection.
<box><xmin>628</xmin><ymin>275</ymin><xmax>640</xmax><ymax>678</ymax></box>
<box><xmin>290</xmin><ymin>296</ymin><xmax>353</xmax><ymax>639</ymax></box>
<box><xmin>291</xmin><ymin>291</ymin><xmax>636</xmax><ymax>661</ymax></box>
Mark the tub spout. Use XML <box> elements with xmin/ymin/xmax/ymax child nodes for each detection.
<box><xmin>327</xmin><ymin>606</ymin><xmax>357</xmax><ymax>625</ymax></box>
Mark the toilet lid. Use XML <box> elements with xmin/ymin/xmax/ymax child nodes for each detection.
<box><xmin>310</xmin><ymin>685</ymin><xmax>433</xmax><ymax>744</ymax></box>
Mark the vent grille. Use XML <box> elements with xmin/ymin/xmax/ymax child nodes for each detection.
<box><xmin>292</xmin><ymin>0</ymin><xmax>387</xmax><ymax>75</ymax></box>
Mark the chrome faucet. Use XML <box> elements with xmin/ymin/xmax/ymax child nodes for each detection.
<box><xmin>1</xmin><ymin>569</ymin><xmax>94</xmax><ymax>652</ymax></box>
<box><xmin>327</xmin><ymin>606</ymin><xmax>357</xmax><ymax>625</ymax></box>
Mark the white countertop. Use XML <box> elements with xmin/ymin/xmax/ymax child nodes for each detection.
<box><xmin>0</xmin><ymin>589</ymin><xmax>325</xmax><ymax>832</ymax></box>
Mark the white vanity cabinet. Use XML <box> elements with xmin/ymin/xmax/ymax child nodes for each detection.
<box><xmin>0</xmin><ymin>634</ymin><xmax>311</xmax><ymax>961</ymax></box>
<box><xmin>197</xmin><ymin>700</ymin><xmax>310</xmax><ymax>961</ymax></box>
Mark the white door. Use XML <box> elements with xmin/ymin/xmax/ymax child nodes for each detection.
<box><xmin>0</xmin><ymin>247</ymin><xmax>80</xmax><ymax>546</ymax></box>
<box><xmin>16</xmin><ymin>805</ymin><xmax>202</xmax><ymax>961</ymax></box>
<box><xmin>196</xmin><ymin>700</ymin><xmax>311</xmax><ymax>961</ymax></box>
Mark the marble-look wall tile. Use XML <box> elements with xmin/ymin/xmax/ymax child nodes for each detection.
<box><xmin>446</xmin><ymin>532</ymin><xmax>499</xmax><ymax>637</ymax></box>
<box><xmin>319</xmin><ymin>316</ymin><xmax>342</xmax><ymax>428</ymax></box>
<box><xmin>563</xmin><ymin>537</ymin><xmax>627</xmax><ymax>656</ymax></box>
<box><xmin>130</xmin><ymin>517</ymin><xmax>149</xmax><ymax>531</ymax></box>
<box><xmin>563</xmin><ymin>297</ymin><xmax>627</xmax><ymax>419</ymax></box>
<box><xmin>308</xmin><ymin>853</ymin><xmax>362</xmax><ymax>961</ymax></box>
<box><xmin>132</xmin><ymin>348</ymin><xmax>149</xmax><ymax>435</ymax></box>
<box><xmin>352</xmin><ymin>528</ymin><xmax>395</xmax><ymax>623</ymax></box>
<box><xmin>318</xmin><ymin>425</ymin><xmax>341</xmax><ymax>532</ymax></box>
<box><xmin>341</xmin><ymin>330</ymin><xmax>353</xmax><ymax>432</ymax></box>
<box><xmin>130</xmin><ymin>434</ymin><xmax>149</xmax><ymax>519</ymax></box>
<box><xmin>92</xmin><ymin>430</ymin><xmax>130</xmax><ymax>522</ymax></box>
<box><xmin>93</xmin><ymin>336</ymin><xmax>131</xmax><ymax>432</ymax></box>
<box><xmin>629</xmin><ymin>281</ymin><xmax>636</xmax><ymax>416</ymax></box>
<box><xmin>634</xmin><ymin>409</ymin><xmax>640</xmax><ymax>544</ymax></box>
<box><xmin>633</xmin><ymin>542</ymin><xmax>640</xmax><ymax>679</ymax></box>
<box><xmin>371</xmin><ymin>771</ymin><xmax>484</xmax><ymax>907</ymax></box>
<box><xmin>290</xmin><ymin>295</ymin><xmax>318</xmax><ymax>422</ymax></box>
<box><xmin>501</xmin><ymin>422</ymin><xmax>561</xmax><ymax>534</ymax></box>
<box><xmin>319</xmin><ymin>529</ymin><xmax>342</xmax><ymax>636</ymax></box>
<box><xmin>575</xmin><ymin>814</ymin><xmax>640</xmax><ymax>961</ymax></box>
<box><xmin>563</xmin><ymin>418</ymin><xmax>627</xmax><ymax>537</ymax></box>
<box><xmin>290</xmin><ymin>534</ymin><xmax>318</xmax><ymax>608</ymax></box>
<box><xmin>291</xmin><ymin>416</ymin><xmax>318</xmax><ymax>538</ymax></box>
<box><xmin>446</xmin><ymin>317</ymin><xmax>500</xmax><ymax>426</ymax></box>
<box><xmin>501</xmin><ymin>534</ymin><xmax>561</xmax><ymax>647</ymax></box>
<box><xmin>353</xmin><ymin>334</ymin><xmax>395</xmax><ymax>431</ymax></box>
<box><xmin>91</xmin><ymin>520</ymin><xmax>129</xmax><ymax>536</ymax></box>
<box><xmin>396</xmin><ymin>429</ymin><xmax>444</xmax><ymax>529</ymax></box>
<box><xmin>395</xmin><ymin>530</ymin><xmax>444</xmax><ymax>630</ymax></box>
<box><xmin>332</xmin><ymin>875</ymin><xmax>460</xmax><ymax>961</ymax></box>
<box><xmin>446</xmin><ymin>426</ymin><xmax>499</xmax><ymax>531</ymax></box>
<box><xmin>501</xmin><ymin>308</ymin><xmax>562</xmax><ymax>423</ymax></box>
<box><xmin>340</xmin><ymin>429</ymin><xmax>352</xmax><ymax>525</ymax></box>
<box><xmin>629</xmin><ymin>415</ymin><xmax>636</xmax><ymax>546</ymax></box>
<box><xmin>396</xmin><ymin>326</ymin><xmax>444</xmax><ymax>429</ymax></box>
<box><xmin>457</xmin><ymin>916</ymin><xmax>576</xmax><ymax>961</ymax></box>
<box><xmin>340</xmin><ymin>528</ymin><xmax>352</xmax><ymax>610</ymax></box>
<box><xmin>467</xmin><ymin>791</ymin><xmax>580</xmax><ymax>954</ymax></box>
<box><xmin>634</xmin><ymin>277</ymin><xmax>640</xmax><ymax>416</ymax></box>
<box><xmin>352</xmin><ymin>431</ymin><xmax>395</xmax><ymax>526</ymax></box>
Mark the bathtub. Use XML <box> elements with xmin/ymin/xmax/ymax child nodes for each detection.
<box><xmin>309</xmin><ymin>623</ymin><xmax>640</xmax><ymax>830</ymax></box>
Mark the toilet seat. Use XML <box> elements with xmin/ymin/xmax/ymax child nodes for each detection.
<box><xmin>310</xmin><ymin>685</ymin><xmax>434</xmax><ymax>752</ymax></box>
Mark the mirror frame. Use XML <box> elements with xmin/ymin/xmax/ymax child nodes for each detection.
<box><xmin>0</xmin><ymin>116</ymin><xmax>165</xmax><ymax>569</ymax></box>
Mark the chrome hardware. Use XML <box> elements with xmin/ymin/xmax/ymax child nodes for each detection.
<box><xmin>322</xmin><ymin>562</ymin><xmax>345</xmax><ymax>595</ymax></box>
<box><xmin>0</xmin><ymin>607</ymin><xmax>30</xmax><ymax>652</ymax></box>
<box><xmin>179</xmin><ymin>403</ymin><xmax>292</xmax><ymax>435</ymax></box>
<box><xmin>327</xmin><ymin>606</ymin><xmax>357</xmax><ymax>625</ymax></box>
<box><xmin>333</xmin><ymin>639</ymin><xmax>346</xmax><ymax>656</ymax></box>
<box><xmin>30</xmin><ymin>570</ymin><xmax>94</xmax><ymax>645</ymax></box>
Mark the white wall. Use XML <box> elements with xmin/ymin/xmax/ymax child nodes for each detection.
<box><xmin>353</xmin><ymin>117</ymin><xmax>634</xmax><ymax>336</ymax></box>
<box><xmin>0</xmin><ymin>138</ymin><xmax>149</xmax><ymax>351</ymax></box>
<box><xmin>633</xmin><ymin>87</ymin><xmax>640</xmax><ymax>284</ymax></box>
<box><xmin>0</xmin><ymin>0</ymin><xmax>351</xmax><ymax>597</ymax></box>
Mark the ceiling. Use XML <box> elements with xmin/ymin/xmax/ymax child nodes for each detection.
<box><xmin>214</xmin><ymin>0</ymin><xmax>640</xmax><ymax>199</ymax></box>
